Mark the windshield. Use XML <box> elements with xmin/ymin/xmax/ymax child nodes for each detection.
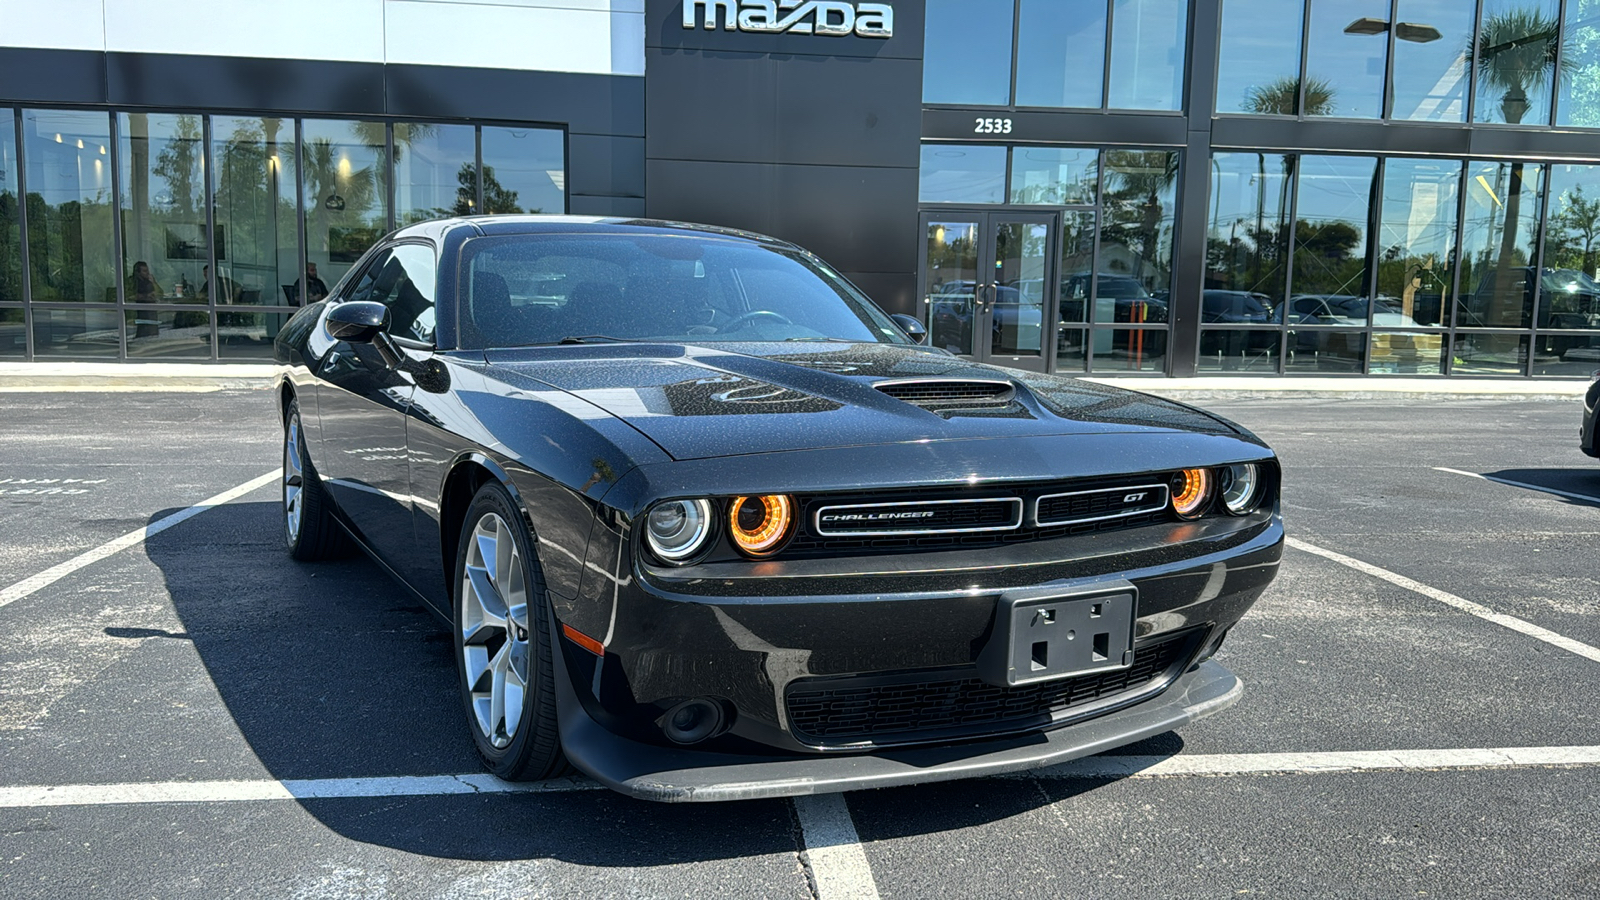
<box><xmin>457</xmin><ymin>234</ymin><xmax>909</xmax><ymax>349</ymax></box>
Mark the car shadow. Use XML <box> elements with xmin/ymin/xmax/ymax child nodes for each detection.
<box><xmin>1481</xmin><ymin>468</ymin><xmax>1600</xmax><ymax>508</ymax></box>
<box><xmin>146</xmin><ymin>500</ymin><xmax>1181</xmax><ymax>862</ymax></box>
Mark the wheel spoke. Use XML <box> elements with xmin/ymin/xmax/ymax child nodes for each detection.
<box><xmin>488</xmin><ymin>641</ymin><xmax>510</xmax><ymax>745</ymax></box>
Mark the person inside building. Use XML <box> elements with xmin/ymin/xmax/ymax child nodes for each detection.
<box><xmin>303</xmin><ymin>263</ymin><xmax>329</xmax><ymax>303</ymax></box>
<box><xmin>127</xmin><ymin>261</ymin><xmax>162</xmax><ymax>303</ymax></box>
<box><xmin>198</xmin><ymin>265</ymin><xmax>241</xmax><ymax>303</ymax></box>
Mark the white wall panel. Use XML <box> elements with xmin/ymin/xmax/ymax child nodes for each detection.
<box><xmin>384</xmin><ymin>1</ymin><xmax>643</xmax><ymax>75</ymax></box>
<box><xmin>404</xmin><ymin>0</ymin><xmax>643</xmax><ymax>11</ymax></box>
<box><xmin>0</xmin><ymin>0</ymin><xmax>108</xmax><ymax>52</ymax></box>
<box><xmin>102</xmin><ymin>0</ymin><xmax>386</xmax><ymax>62</ymax></box>
<box><xmin>0</xmin><ymin>0</ymin><xmax>643</xmax><ymax>75</ymax></box>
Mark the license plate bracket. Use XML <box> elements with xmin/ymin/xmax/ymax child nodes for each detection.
<box><xmin>976</xmin><ymin>583</ymin><xmax>1137</xmax><ymax>687</ymax></box>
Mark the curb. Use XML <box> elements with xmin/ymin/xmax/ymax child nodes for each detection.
<box><xmin>0</xmin><ymin>363</ymin><xmax>279</xmax><ymax>392</ymax></box>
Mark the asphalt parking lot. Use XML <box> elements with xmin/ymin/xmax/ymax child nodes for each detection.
<box><xmin>3</xmin><ymin>387</ymin><xmax>1600</xmax><ymax>899</ymax></box>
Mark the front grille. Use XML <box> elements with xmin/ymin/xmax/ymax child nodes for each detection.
<box><xmin>875</xmin><ymin>379</ymin><xmax>1015</xmax><ymax>405</ymax></box>
<box><xmin>779</xmin><ymin>474</ymin><xmax>1180</xmax><ymax>557</ymax></box>
<box><xmin>786</xmin><ymin>632</ymin><xmax>1197</xmax><ymax>747</ymax></box>
<box><xmin>813</xmin><ymin>497</ymin><xmax>1023</xmax><ymax>536</ymax></box>
<box><xmin>1036</xmin><ymin>484</ymin><xmax>1170</xmax><ymax>527</ymax></box>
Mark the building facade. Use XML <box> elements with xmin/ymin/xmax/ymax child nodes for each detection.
<box><xmin>2</xmin><ymin>0</ymin><xmax>1598</xmax><ymax>377</ymax></box>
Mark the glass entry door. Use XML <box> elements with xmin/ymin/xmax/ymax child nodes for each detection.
<box><xmin>920</xmin><ymin>211</ymin><xmax>1057</xmax><ymax>372</ymax></box>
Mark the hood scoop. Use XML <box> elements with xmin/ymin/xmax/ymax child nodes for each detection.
<box><xmin>874</xmin><ymin>378</ymin><xmax>1018</xmax><ymax>408</ymax></box>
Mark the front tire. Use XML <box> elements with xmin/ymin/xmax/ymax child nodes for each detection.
<box><xmin>283</xmin><ymin>399</ymin><xmax>350</xmax><ymax>561</ymax></box>
<box><xmin>453</xmin><ymin>482</ymin><xmax>567</xmax><ymax>780</ymax></box>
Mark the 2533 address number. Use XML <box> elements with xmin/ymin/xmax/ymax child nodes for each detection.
<box><xmin>974</xmin><ymin>117</ymin><xmax>1014</xmax><ymax>134</ymax></box>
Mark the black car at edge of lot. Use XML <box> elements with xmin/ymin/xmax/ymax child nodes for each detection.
<box><xmin>273</xmin><ymin>216</ymin><xmax>1284</xmax><ymax>802</ymax></box>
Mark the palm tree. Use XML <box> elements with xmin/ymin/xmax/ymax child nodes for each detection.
<box><xmin>1473</xmin><ymin>8</ymin><xmax>1560</xmax><ymax>327</ymax></box>
<box><xmin>1244</xmin><ymin>76</ymin><xmax>1336</xmax><ymax>117</ymax></box>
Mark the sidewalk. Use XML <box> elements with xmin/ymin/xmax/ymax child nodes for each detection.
<box><xmin>0</xmin><ymin>362</ymin><xmax>1588</xmax><ymax>400</ymax></box>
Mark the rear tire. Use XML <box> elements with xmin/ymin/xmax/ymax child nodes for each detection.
<box><xmin>452</xmin><ymin>481</ymin><xmax>568</xmax><ymax>780</ymax></box>
<box><xmin>282</xmin><ymin>399</ymin><xmax>351</xmax><ymax>561</ymax></box>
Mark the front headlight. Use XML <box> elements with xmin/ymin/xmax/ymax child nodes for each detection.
<box><xmin>644</xmin><ymin>499</ymin><xmax>714</xmax><ymax>564</ymax></box>
<box><xmin>1171</xmin><ymin>468</ymin><xmax>1213</xmax><ymax>519</ymax></box>
<box><xmin>728</xmin><ymin>494</ymin><xmax>794</xmax><ymax>557</ymax></box>
<box><xmin>1219</xmin><ymin>463</ymin><xmax>1261</xmax><ymax>515</ymax></box>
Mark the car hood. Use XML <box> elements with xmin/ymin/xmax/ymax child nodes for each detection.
<box><xmin>482</xmin><ymin>342</ymin><xmax>1241</xmax><ymax>461</ymax></box>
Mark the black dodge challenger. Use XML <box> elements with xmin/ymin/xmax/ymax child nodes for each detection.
<box><xmin>273</xmin><ymin>216</ymin><xmax>1282</xmax><ymax>802</ymax></box>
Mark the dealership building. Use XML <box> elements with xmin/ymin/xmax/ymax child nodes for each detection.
<box><xmin>3</xmin><ymin>0</ymin><xmax>1600</xmax><ymax>377</ymax></box>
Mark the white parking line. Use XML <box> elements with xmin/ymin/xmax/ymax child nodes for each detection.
<box><xmin>0</xmin><ymin>469</ymin><xmax>281</xmax><ymax>611</ymax></box>
<box><xmin>793</xmin><ymin>793</ymin><xmax>881</xmax><ymax>900</ymax></box>
<box><xmin>8</xmin><ymin>745</ymin><xmax>1600</xmax><ymax>810</ymax></box>
<box><xmin>1434</xmin><ymin>466</ymin><xmax>1600</xmax><ymax>506</ymax></box>
<box><xmin>0</xmin><ymin>773</ymin><xmax>602</xmax><ymax>808</ymax></box>
<box><xmin>1025</xmin><ymin>745</ymin><xmax>1600</xmax><ymax>779</ymax></box>
<box><xmin>1285</xmin><ymin>537</ymin><xmax>1600</xmax><ymax>665</ymax></box>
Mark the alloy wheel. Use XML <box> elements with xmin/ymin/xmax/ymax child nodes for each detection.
<box><xmin>460</xmin><ymin>512</ymin><xmax>532</xmax><ymax>748</ymax></box>
<box><xmin>283</xmin><ymin>419</ymin><xmax>304</xmax><ymax>544</ymax></box>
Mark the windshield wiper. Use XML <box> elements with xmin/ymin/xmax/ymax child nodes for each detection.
<box><xmin>556</xmin><ymin>334</ymin><xmax>635</xmax><ymax>345</ymax></box>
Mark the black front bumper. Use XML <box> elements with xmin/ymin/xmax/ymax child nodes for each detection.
<box><xmin>554</xmin><ymin>650</ymin><xmax>1242</xmax><ymax>802</ymax></box>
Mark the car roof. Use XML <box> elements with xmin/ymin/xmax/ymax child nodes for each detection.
<box><xmin>388</xmin><ymin>214</ymin><xmax>798</xmax><ymax>250</ymax></box>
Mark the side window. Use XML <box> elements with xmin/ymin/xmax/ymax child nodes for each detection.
<box><xmin>345</xmin><ymin>244</ymin><xmax>438</xmax><ymax>343</ymax></box>
<box><xmin>372</xmin><ymin>244</ymin><xmax>438</xmax><ymax>343</ymax></box>
<box><xmin>343</xmin><ymin>249</ymin><xmax>393</xmax><ymax>305</ymax></box>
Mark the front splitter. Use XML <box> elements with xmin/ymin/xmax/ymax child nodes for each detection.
<box><xmin>554</xmin><ymin>657</ymin><xmax>1243</xmax><ymax>803</ymax></box>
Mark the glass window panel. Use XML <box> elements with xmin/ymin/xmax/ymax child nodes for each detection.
<box><xmin>1376</xmin><ymin>159</ymin><xmax>1459</xmax><ymax>327</ymax></box>
<box><xmin>1198</xmin><ymin>329</ymin><xmax>1282</xmax><ymax>373</ymax></box>
<box><xmin>923</xmin><ymin>0</ymin><xmax>1015</xmax><ymax>105</ymax></box>
<box><xmin>1099</xmin><ymin>150</ymin><xmax>1178</xmax><ymax>313</ymax></box>
<box><xmin>1107</xmin><ymin>0</ymin><xmax>1187</xmax><ymax>110</ymax></box>
<box><xmin>1286</xmin><ymin>328</ymin><xmax>1367</xmax><ymax>372</ymax></box>
<box><xmin>23</xmin><ymin>110</ymin><xmax>115</xmax><ymax>303</ymax></box>
<box><xmin>1208</xmin><ymin>152</ymin><xmax>1294</xmax><ymax>313</ymax></box>
<box><xmin>126</xmin><ymin>308</ymin><xmax>211</xmax><ymax>358</ymax></box>
<box><xmin>395</xmin><ymin>122</ymin><xmax>476</xmax><ymax>225</ymax></box>
<box><xmin>1458</xmin><ymin>160</ymin><xmax>1545</xmax><ymax>328</ymax></box>
<box><xmin>0</xmin><ymin>308</ymin><xmax>23</xmax><ymax>357</ymax></box>
<box><xmin>1</xmin><ymin>110</ymin><xmax>18</xmax><ymax>303</ymax></box>
<box><xmin>1368</xmin><ymin>330</ymin><xmax>1445</xmax><ymax>374</ymax></box>
<box><xmin>919</xmin><ymin>145</ymin><xmax>1007</xmax><ymax>204</ymax></box>
<box><xmin>218</xmin><ymin>310</ymin><xmax>294</xmax><ymax>359</ymax></box>
<box><xmin>1450</xmin><ymin>332</ymin><xmax>1529</xmax><ymax>374</ymax></box>
<box><xmin>120</xmin><ymin>113</ymin><xmax>207</xmax><ymax>306</ymax></box>
<box><xmin>992</xmin><ymin>221</ymin><xmax>1048</xmax><ymax>358</ymax></box>
<box><xmin>1473</xmin><ymin>0</ymin><xmax>1560</xmax><ymax>125</ymax></box>
<box><xmin>479</xmin><ymin>127</ymin><xmax>565</xmax><ymax>214</ymax></box>
<box><xmin>1092</xmin><ymin>327</ymin><xmax>1167</xmax><ymax>372</ymax></box>
<box><xmin>1058</xmin><ymin>211</ymin><xmax>1096</xmax><ymax>323</ymax></box>
<box><xmin>926</xmin><ymin>219</ymin><xmax>980</xmax><ymax>355</ymax></box>
<box><xmin>1541</xmin><ymin>164</ymin><xmax>1600</xmax><ymax>330</ymax></box>
<box><xmin>211</xmin><ymin>116</ymin><xmax>297</xmax><ymax>306</ymax></box>
<box><xmin>1305</xmin><ymin>0</ymin><xmax>1389</xmax><ymax>119</ymax></box>
<box><xmin>1390</xmin><ymin>0</ymin><xmax>1473</xmax><ymax>122</ymax></box>
<box><xmin>31</xmin><ymin>307</ymin><xmax>119</xmax><ymax>358</ymax></box>
<box><xmin>1533</xmin><ymin>333</ymin><xmax>1600</xmax><ymax>374</ymax></box>
<box><xmin>1056</xmin><ymin>327</ymin><xmax>1088</xmax><ymax>372</ymax></box>
<box><xmin>1010</xmin><ymin>147</ymin><xmax>1098</xmax><ymax>205</ymax></box>
<box><xmin>1557</xmin><ymin>0</ymin><xmax>1600</xmax><ymax>127</ymax></box>
<box><xmin>302</xmin><ymin>119</ymin><xmax>390</xmax><ymax>292</ymax></box>
<box><xmin>1292</xmin><ymin>155</ymin><xmax>1377</xmax><ymax>306</ymax></box>
<box><xmin>1015</xmin><ymin>0</ymin><xmax>1107</xmax><ymax>108</ymax></box>
<box><xmin>1216</xmin><ymin>0</ymin><xmax>1306</xmax><ymax>114</ymax></box>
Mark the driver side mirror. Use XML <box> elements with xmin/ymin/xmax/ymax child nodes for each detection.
<box><xmin>326</xmin><ymin>301</ymin><xmax>390</xmax><ymax>344</ymax></box>
<box><xmin>891</xmin><ymin>314</ymin><xmax>928</xmax><ymax>344</ymax></box>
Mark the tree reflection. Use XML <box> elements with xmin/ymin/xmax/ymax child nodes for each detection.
<box><xmin>1244</xmin><ymin>76</ymin><xmax>1336</xmax><ymax>116</ymax></box>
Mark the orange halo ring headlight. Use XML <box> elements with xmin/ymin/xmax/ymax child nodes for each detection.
<box><xmin>728</xmin><ymin>494</ymin><xmax>795</xmax><ymax>557</ymax></box>
<box><xmin>1170</xmin><ymin>468</ymin><xmax>1213</xmax><ymax>520</ymax></box>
